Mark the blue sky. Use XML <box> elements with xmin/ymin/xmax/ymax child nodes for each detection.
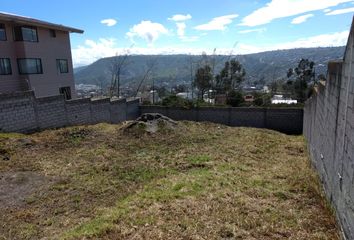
<box><xmin>1</xmin><ymin>0</ymin><xmax>354</xmax><ymax>66</ymax></box>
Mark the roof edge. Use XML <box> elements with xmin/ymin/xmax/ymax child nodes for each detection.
<box><xmin>0</xmin><ymin>12</ymin><xmax>84</xmax><ymax>34</ymax></box>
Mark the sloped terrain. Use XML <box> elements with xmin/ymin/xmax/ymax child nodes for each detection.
<box><xmin>74</xmin><ymin>46</ymin><xmax>345</xmax><ymax>87</ymax></box>
<box><xmin>0</xmin><ymin>122</ymin><xmax>339</xmax><ymax>239</ymax></box>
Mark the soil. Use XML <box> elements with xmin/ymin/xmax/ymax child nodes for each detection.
<box><xmin>0</xmin><ymin>171</ymin><xmax>50</xmax><ymax>208</ymax></box>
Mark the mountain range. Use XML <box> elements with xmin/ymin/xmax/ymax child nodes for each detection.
<box><xmin>74</xmin><ymin>46</ymin><xmax>345</xmax><ymax>89</ymax></box>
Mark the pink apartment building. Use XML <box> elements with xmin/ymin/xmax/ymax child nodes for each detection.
<box><xmin>0</xmin><ymin>12</ymin><xmax>83</xmax><ymax>99</ymax></box>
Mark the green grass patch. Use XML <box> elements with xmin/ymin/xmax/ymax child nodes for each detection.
<box><xmin>63</xmin><ymin>168</ymin><xmax>211</xmax><ymax>239</ymax></box>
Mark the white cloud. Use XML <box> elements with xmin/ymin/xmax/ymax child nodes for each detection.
<box><xmin>240</xmin><ymin>0</ymin><xmax>354</xmax><ymax>26</ymax></box>
<box><xmin>168</xmin><ymin>14</ymin><xmax>192</xmax><ymax>22</ymax></box>
<box><xmin>174</xmin><ymin>23</ymin><xmax>199</xmax><ymax>42</ymax></box>
<box><xmin>238</xmin><ymin>28</ymin><xmax>266</xmax><ymax>34</ymax></box>
<box><xmin>72</xmin><ymin>31</ymin><xmax>348</xmax><ymax>67</ymax></box>
<box><xmin>180</xmin><ymin>36</ymin><xmax>200</xmax><ymax>42</ymax></box>
<box><xmin>274</xmin><ymin>30</ymin><xmax>349</xmax><ymax>49</ymax></box>
<box><xmin>72</xmin><ymin>38</ymin><xmax>118</xmax><ymax>66</ymax></box>
<box><xmin>194</xmin><ymin>14</ymin><xmax>238</xmax><ymax>31</ymax></box>
<box><xmin>326</xmin><ymin>7</ymin><xmax>354</xmax><ymax>15</ymax></box>
<box><xmin>100</xmin><ymin>19</ymin><xmax>117</xmax><ymax>27</ymax></box>
<box><xmin>291</xmin><ymin>14</ymin><xmax>314</xmax><ymax>24</ymax></box>
<box><xmin>176</xmin><ymin>22</ymin><xmax>186</xmax><ymax>37</ymax></box>
<box><xmin>323</xmin><ymin>8</ymin><xmax>332</xmax><ymax>12</ymax></box>
<box><xmin>234</xmin><ymin>31</ymin><xmax>348</xmax><ymax>54</ymax></box>
<box><xmin>126</xmin><ymin>21</ymin><xmax>168</xmax><ymax>45</ymax></box>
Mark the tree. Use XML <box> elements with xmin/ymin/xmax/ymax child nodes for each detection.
<box><xmin>135</xmin><ymin>58</ymin><xmax>157</xmax><ymax>97</ymax></box>
<box><xmin>156</xmin><ymin>86</ymin><xmax>169</xmax><ymax>99</ymax></box>
<box><xmin>226</xmin><ymin>90</ymin><xmax>244</xmax><ymax>107</ymax></box>
<box><xmin>253</xmin><ymin>92</ymin><xmax>264</xmax><ymax>106</ymax></box>
<box><xmin>269</xmin><ymin>80</ymin><xmax>278</xmax><ymax>94</ymax></box>
<box><xmin>193</xmin><ymin>64</ymin><xmax>213</xmax><ymax>100</ymax></box>
<box><xmin>95</xmin><ymin>75</ymin><xmax>106</xmax><ymax>97</ymax></box>
<box><xmin>287</xmin><ymin>58</ymin><xmax>315</xmax><ymax>102</ymax></box>
<box><xmin>109</xmin><ymin>50</ymin><xmax>131</xmax><ymax>98</ymax></box>
<box><xmin>216</xmin><ymin>59</ymin><xmax>246</xmax><ymax>93</ymax></box>
<box><xmin>173</xmin><ymin>84</ymin><xmax>188</xmax><ymax>93</ymax></box>
<box><xmin>188</xmin><ymin>54</ymin><xmax>196</xmax><ymax>99</ymax></box>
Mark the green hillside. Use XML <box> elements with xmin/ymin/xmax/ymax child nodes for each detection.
<box><xmin>74</xmin><ymin>46</ymin><xmax>345</xmax><ymax>88</ymax></box>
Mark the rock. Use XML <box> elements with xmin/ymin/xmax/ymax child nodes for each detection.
<box><xmin>136</xmin><ymin>113</ymin><xmax>177</xmax><ymax>124</ymax></box>
<box><xmin>124</xmin><ymin>113</ymin><xmax>178</xmax><ymax>134</ymax></box>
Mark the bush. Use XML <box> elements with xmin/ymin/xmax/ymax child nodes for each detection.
<box><xmin>226</xmin><ymin>91</ymin><xmax>244</xmax><ymax>107</ymax></box>
<box><xmin>158</xmin><ymin>96</ymin><xmax>214</xmax><ymax>108</ymax></box>
<box><xmin>160</xmin><ymin>95</ymin><xmax>193</xmax><ymax>108</ymax></box>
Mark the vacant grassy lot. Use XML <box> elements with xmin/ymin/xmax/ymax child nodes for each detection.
<box><xmin>0</xmin><ymin>121</ymin><xmax>339</xmax><ymax>239</ymax></box>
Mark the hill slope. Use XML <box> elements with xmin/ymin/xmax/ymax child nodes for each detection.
<box><xmin>74</xmin><ymin>46</ymin><xmax>345</xmax><ymax>88</ymax></box>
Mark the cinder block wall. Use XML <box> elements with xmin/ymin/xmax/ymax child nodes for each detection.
<box><xmin>0</xmin><ymin>91</ymin><xmax>140</xmax><ymax>133</ymax></box>
<box><xmin>140</xmin><ymin>106</ymin><xmax>303</xmax><ymax>134</ymax></box>
<box><xmin>303</xmin><ymin>30</ymin><xmax>354</xmax><ymax>238</ymax></box>
<box><xmin>0</xmin><ymin>92</ymin><xmax>37</xmax><ymax>132</ymax></box>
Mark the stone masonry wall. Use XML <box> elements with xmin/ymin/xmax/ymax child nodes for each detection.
<box><xmin>303</xmin><ymin>25</ymin><xmax>354</xmax><ymax>239</ymax></box>
<box><xmin>140</xmin><ymin>106</ymin><xmax>303</xmax><ymax>134</ymax></box>
<box><xmin>0</xmin><ymin>91</ymin><xmax>141</xmax><ymax>133</ymax></box>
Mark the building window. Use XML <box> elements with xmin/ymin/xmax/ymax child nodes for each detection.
<box><xmin>50</xmin><ymin>29</ymin><xmax>56</xmax><ymax>38</ymax></box>
<box><xmin>14</xmin><ymin>26</ymin><xmax>38</xmax><ymax>42</ymax></box>
<box><xmin>0</xmin><ymin>24</ymin><xmax>6</xmax><ymax>41</ymax></box>
<box><xmin>0</xmin><ymin>58</ymin><xmax>11</xmax><ymax>75</ymax></box>
<box><xmin>59</xmin><ymin>86</ymin><xmax>71</xmax><ymax>100</ymax></box>
<box><xmin>17</xmin><ymin>58</ymin><xmax>43</xmax><ymax>74</ymax></box>
<box><xmin>57</xmin><ymin>59</ymin><xmax>68</xmax><ymax>73</ymax></box>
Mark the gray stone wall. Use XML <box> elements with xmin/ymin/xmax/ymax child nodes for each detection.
<box><xmin>303</xmin><ymin>27</ymin><xmax>354</xmax><ymax>239</ymax></box>
<box><xmin>0</xmin><ymin>91</ymin><xmax>140</xmax><ymax>133</ymax></box>
<box><xmin>140</xmin><ymin>106</ymin><xmax>303</xmax><ymax>134</ymax></box>
<box><xmin>91</xmin><ymin>98</ymin><xmax>111</xmax><ymax>124</ymax></box>
<box><xmin>36</xmin><ymin>95</ymin><xmax>67</xmax><ymax>129</ymax></box>
<box><xmin>0</xmin><ymin>92</ymin><xmax>37</xmax><ymax>132</ymax></box>
<box><xmin>110</xmin><ymin>99</ymin><xmax>127</xmax><ymax>123</ymax></box>
<box><xmin>126</xmin><ymin>99</ymin><xmax>140</xmax><ymax>120</ymax></box>
<box><xmin>66</xmin><ymin>98</ymin><xmax>92</xmax><ymax>126</ymax></box>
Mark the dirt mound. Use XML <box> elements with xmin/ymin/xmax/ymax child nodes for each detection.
<box><xmin>123</xmin><ymin>113</ymin><xmax>179</xmax><ymax>134</ymax></box>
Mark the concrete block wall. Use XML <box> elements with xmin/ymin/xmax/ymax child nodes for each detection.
<box><xmin>0</xmin><ymin>92</ymin><xmax>37</xmax><ymax>132</ymax></box>
<box><xmin>230</xmin><ymin>108</ymin><xmax>265</xmax><ymax>128</ymax></box>
<box><xmin>66</xmin><ymin>98</ymin><xmax>92</xmax><ymax>126</ymax></box>
<box><xmin>36</xmin><ymin>95</ymin><xmax>67</xmax><ymax>129</ymax></box>
<box><xmin>110</xmin><ymin>99</ymin><xmax>127</xmax><ymax>123</ymax></box>
<box><xmin>0</xmin><ymin>91</ymin><xmax>141</xmax><ymax>133</ymax></box>
<box><xmin>266</xmin><ymin>108</ymin><xmax>304</xmax><ymax>134</ymax></box>
<box><xmin>303</xmin><ymin>25</ymin><xmax>354</xmax><ymax>239</ymax></box>
<box><xmin>126</xmin><ymin>99</ymin><xmax>140</xmax><ymax>120</ymax></box>
<box><xmin>91</xmin><ymin>98</ymin><xmax>111</xmax><ymax>124</ymax></box>
<box><xmin>140</xmin><ymin>105</ymin><xmax>303</xmax><ymax>134</ymax></box>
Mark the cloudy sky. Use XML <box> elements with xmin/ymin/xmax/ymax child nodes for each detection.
<box><xmin>2</xmin><ymin>0</ymin><xmax>354</xmax><ymax>66</ymax></box>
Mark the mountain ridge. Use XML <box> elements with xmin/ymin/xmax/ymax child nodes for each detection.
<box><xmin>74</xmin><ymin>46</ymin><xmax>345</xmax><ymax>88</ymax></box>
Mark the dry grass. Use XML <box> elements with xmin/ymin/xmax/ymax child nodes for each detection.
<box><xmin>0</xmin><ymin>121</ymin><xmax>339</xmax><ymax>239</ymax></box>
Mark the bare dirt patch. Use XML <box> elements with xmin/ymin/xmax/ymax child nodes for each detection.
<box><xmin>0</xmin><ymin>171</ymin><xmax>50</xmax><ymax>208</ymax></box>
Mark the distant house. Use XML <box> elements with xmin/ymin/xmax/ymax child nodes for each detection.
<box><xmin>244</xmin><ymin>94</ymin><xmax>254</xmax><ymax>102</ymax></box>
<box><xmin>271</xmin><ymin>94</ymin><xmax>297</xmax><ymax>104</ymax></box>
<box><xmin>0</xmin><ymin>12</ymin><xmax>83</xmax><ymax>99</ymax></box>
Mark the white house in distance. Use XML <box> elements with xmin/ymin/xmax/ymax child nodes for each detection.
<box><xmin>271</xmin><ymin>95</ymin><xmax>298</xmax><ymax>104</ymax></box>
